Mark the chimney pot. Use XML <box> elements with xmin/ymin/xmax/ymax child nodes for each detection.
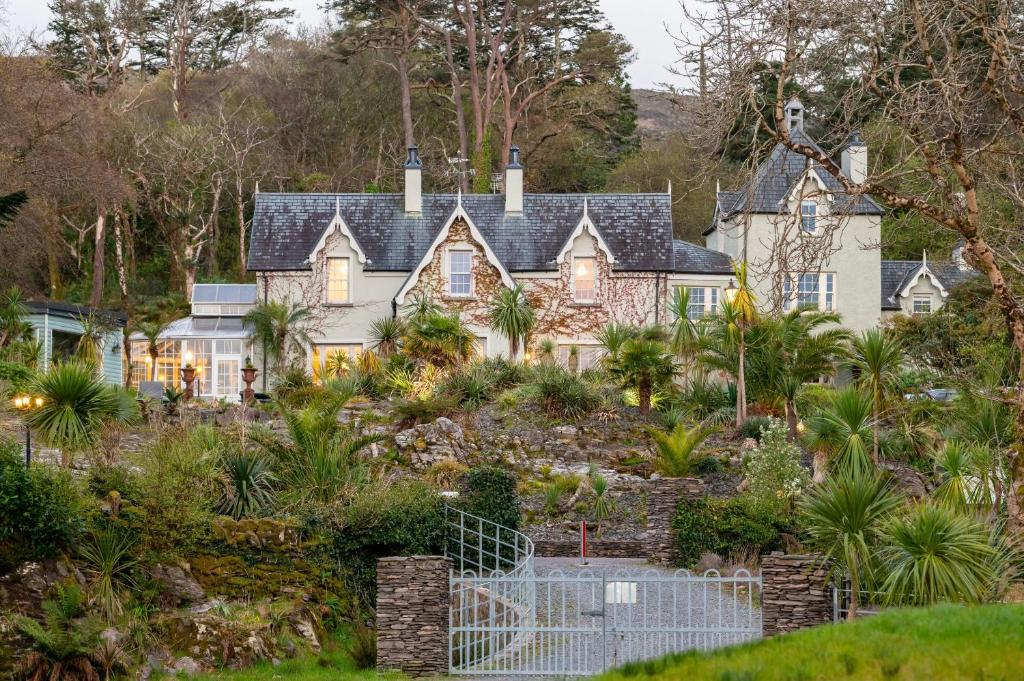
<box><xmin>505</xmin><ymin>145</ymin><xmax>523</xmax><ymax>213</ymax></box>
<box><xmin>404</xmin><ymin>145</ymin><xmax>422</xmax><ymax>213</ymax></box>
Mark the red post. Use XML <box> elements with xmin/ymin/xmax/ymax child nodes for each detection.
<box><xmin>580</xmin><ymin>520</ymin><xmax>588</xmax><ymax>565</ymax></box>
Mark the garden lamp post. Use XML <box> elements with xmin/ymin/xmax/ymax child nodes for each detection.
<box><xmin>11</xmin><ymin>394</ymin><xmax>43</xmax><ymax>467</ymax></box>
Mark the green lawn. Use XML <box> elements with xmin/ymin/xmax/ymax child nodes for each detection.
<box><xmin>155</xmin><ymin>632</ymin><xmax>402</xmax><ymax>681</ymax></box>
<box><xmin>602</xmin><ymin>604</ymin><xmax>1024</xmax><ymax>681</ymax></box>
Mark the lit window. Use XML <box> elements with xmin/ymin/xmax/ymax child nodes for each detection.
<box><xmin>912</xmin><ymin>295</ymin><xmax>932</xmax><ymax>315</ymax></box>
<box><xmin>312</xmin><ymin>344</ymin><xmax>363</xmax><ymax>382</ymax></box>
<box><xmin>800</xmin><ymin>201</ymin><xmax>817</xmax><ymax>232</ymax></box>
<box><xmin>574</xmin><ymin>257</ymin><xmax>596</xmax><ymax>302</ymax></box>
<box><xmin>449</xmin><ymin>250</ymin><xmax>472</xmax><ymax>296</ymax></box>
<box><xmin>327</xmin><ymin>258</ymin><xmax>350</xmax><ymax>304</ymax></box>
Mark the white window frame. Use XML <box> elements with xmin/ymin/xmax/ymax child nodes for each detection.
<box><xmin>573</xmin><ymin>256</ymin><xmax>597</xmax><ymax>303</ymax></box>
<box><xmin>912</xmin><ymin>295</ymin><xmax>932</xmax><ymax>315</ymax></box>
<box><xmin>783</xmin><ymin>273</ymin><xmax>836</xmax><ymax>312</ymax></box>
<box><xmin>325</xmin><ymin>257</ymin><xmax>351</xmax><ymax>304</ymax></box>
<box><xmin>676</xmin><ymin>286</ymin><xmax>719</xmax><ymax>321</ymax></box>
<box><xmin>800</xmin><ymin>200</ymin><xmax>817</xmax><ymax>233</ymax></box>
<box><xmin>448</xmin><ymin>248</ymin><xmax>474</xmax><ymax>297</ymax></box>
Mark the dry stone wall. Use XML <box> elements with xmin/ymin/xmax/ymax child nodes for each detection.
<box><xmin>646</xmin><ymin>477</ymin><xmax>705</xmax><ymax>564</ymax></box>
<box><xmin>375</xmin><ymin>556</ymin><xmax>451</xmax><ymax>677</ymax></box>
<box><xmin>761</xmin><ymin>553</ymin><xmax>833</xmax><ymax>636</ymax></box>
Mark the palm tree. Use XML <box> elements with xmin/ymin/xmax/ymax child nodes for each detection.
<box><xmin>668</xmin><ymin>288</ymin><xmax>700</xmax><ymax>378</ymax></box>
<box><xmin>932</xmin><ymin>441</ymin><xmax>975</xmax><ymax>514</ymax></box>
<box><xmin>403</xmin><ymin>293</ymin><xmax>441</xmax><ymax>322</ymax></box>
<box><xmin>760</xmin><ymin>309</ymin><xmax>851</xmax><ymax>438</ymax></box>
<box><xmin>243</xmin><ymin>300</ymin><xmax>316</xmax><ymax>377</ymax></box>
<box><xmin>402</xmin><ymin>311</ymin><xmax>475</xmax><ymax>367</ymax></box>
<box><xmin>0</xmin><ymin>285</ymin><xmax>30</xmax><ymax>348</ymax></box>
<box><xmin>596</xmin><ymin>321</ymin><xmax>636</xmax><ymax>369</ymax></box>
<box><xmin>27</xmin><ymin>362</ymin><xmax>135</xmax><ymax>467</ymax></box>
<box><xmin>611</xmin><ymin>337</ymin><xmax>677</xmax><ymax>417</ymax></box>
<box><xmin>488</xmin><ymin>283</ymin><xmax>536</xmax><ymax>361</ymax></box>
<box><xmin>723</xmin><ymin>263</ymin><xmax>758</xmax><ymax>427</ymax></box>
<box><xmin>879</xmin><ymin>503</ymin><xmax>1002</xmax><ymax>607</ymax></box>
<box><xmin>849</xmin><ymin>329</ymin><xmax>904</xmax><ymax>464</ymax></box>
<box><xmin>133</xmin><ymin>320</ymin><xmax>167</xmax><ymax>381</ymax></box>
<box><xmin>805</xmin><ymin>387</ymin><xmax>876</xmax><ymax>481</ymax></box>
<box><xmin>799</xmin><ymin>470</ymin><xmax>902</xmax><ymax>619</ymax></box>
<box><xmin>650</xmin><ymin>423</ymin><xmax>713</xmax><ymax>477</ymax></box>
<box><xmin>368</xmin><ymin>317</ymin><xmax>404</xmax><ymax>357</ymax></box>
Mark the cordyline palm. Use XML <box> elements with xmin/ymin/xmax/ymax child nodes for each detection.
<box><xmin>649</xmin><ymin>423</ymin><xmax>713</xmax><ymax>477</ymax></box>
<box><xmin>75</xmin><ymin>314</ymin><xmax>114</xmax><ymax>370</ymax></box>
<box><xmin>728</xmin><ymin>262</ymin><xmax>758</xmax><ymax>427</ymax></box>
<box><xmin>403</xmin><ymin>311</ymin><xmax>475</xmax><ymax>367</ymax></box>
<box><xmin>243</xmin><ymin>300</ymin><xmax>315</xmax><ymax>377</ymax></box>
<box><xmin>0</xmin><ymin>285</ymin><xmax>30</xmax><ymax>348</ymax></box>
<box><xmin>133</xmin><ymin>320</ymin><xmax>167</xmax><ymax>381</ymax></box>
<box><xmin>488</xmin><ymin>283</ymin><xmax>536</xmax><ymax>361</ymax></box>
<box><xmin>611</xmin><ymin>337</ymin><xmax>677</xmax><ymax>417</ymax></box>
<box><xmin>668</xmin><ymin>288</ymin><xmax>701</xmax><ymax>379</ymax></box>
<box><xmin>762</xmin><ymin>309</ymin><xmax>850</xmax><ymax>439</ymax></box>
<box><xmin>879</xmin><ymin>503</ymin><xmax>1002</xmax><ymax>607</ymax></box>
<box><xmin>805</xmin><ymin>387</ymin><xmax>876</xmax><ymax>481</ymax></box>
<box><xmin>799</xmin><ymin>470</ymin><xmax>902</xmax><ymax>619</ymax></box>
<box><xmin>849</xmin><ymin>329</ymin><xmax>904</xmax><ymax>465</ymax></box>
<box><xmin>402</xmin><ymin>293</ymin><xmax>441</xmax><ymax>322</ymax></box>
<box><xmin>27</xmin><ymin>362</ymin><xmax>132</xmax><ymax>467</ymax></box>
<box><xmin>932</xmin><ymin>441</ymin><xmax>975</xmax><ymax>515</ymax></box>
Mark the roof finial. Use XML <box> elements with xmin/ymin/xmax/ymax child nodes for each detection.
<box><xmin>457</xmin><ymin>187</ymin><xmax>462</xmax><ymax>210</ymax></box>
<box><xmin>583</xmin><ymin>197</ymin><xmax>589</xmax><ymax>219</ymax></box>
<box><xmin>335</xmin><ymin>196</ymin><xmax>341</xmax><ymax>217</ymax></box>
<box><xmin>922</xmin><ymin>249</ymin><xmax>927</xmax><ymax>266</ymax></box>
<box><xmin>667</xmin><ymin>179</ymin><xmax>673</xmax><ymax>196</ymax></box>
<box><xmin>254</xmin><ymin>180</ymin><xmax>260</xmax><ymax>195</ymax></box>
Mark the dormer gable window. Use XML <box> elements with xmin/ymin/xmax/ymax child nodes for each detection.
<box><xmin>800</xmin><ymin>200</ymin><xmax>817</xmax><ymax>233</ymax></box>
<box><xmin>326</xmin><ymin>257</ymin><xmax>350</xmax><ymax>304</ymax></box>
<box><xmin>573</xmin><ymin>257</ymin><xmax>596</xmax><ymax>302</ymax></box>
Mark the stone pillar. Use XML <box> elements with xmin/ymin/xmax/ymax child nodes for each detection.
<box><xmin>376</xmin><ymin>555</ymin><xmax>451</xmax><ymax>677</ymax></box>
<box><xmin>646</xmin><ymin>477</ymin><xmax>704</xmax><ymax>564</ymax></box>
<box><xmin>761</xmin><ymin>553</ymin><xmax>833</xmax><ymax>636</ymax></box>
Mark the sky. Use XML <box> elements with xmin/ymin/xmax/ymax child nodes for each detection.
<box><xmin>1</xmin><ymin>0</ymin><xmax>687</xmax><ymax>89</ymax></box>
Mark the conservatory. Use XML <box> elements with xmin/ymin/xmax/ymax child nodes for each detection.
<box><xmin>129</xmin><ymin>284</ymin><xmax>256</xmax><ymax>401</ymax></box>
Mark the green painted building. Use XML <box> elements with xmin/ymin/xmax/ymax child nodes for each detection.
<box><xmin>26</xmin><ymin>301</ymin><xmax>127</xmax><ymax>385</ymax></box>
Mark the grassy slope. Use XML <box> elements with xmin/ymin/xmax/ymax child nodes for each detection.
<box><xmin>602</xmin><ymin>604</ymin><xmax>1024</xmax><ymax>681</ymax></box>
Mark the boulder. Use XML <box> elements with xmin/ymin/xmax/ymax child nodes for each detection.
<box><xmin>394</xmin><ymin>417</ymin><xmax>473</xmax><ymax>468</ymax></box>
<box><xmin>152</xmin><ymin>564</ymin><xmax>206</xmax><ymax>606</ymax></box>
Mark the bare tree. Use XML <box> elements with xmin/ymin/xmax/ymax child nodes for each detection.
<box><xmin>674</xmin><ymin>0</ymin><xmax>1024</xmax><ymax>531</ymax></box>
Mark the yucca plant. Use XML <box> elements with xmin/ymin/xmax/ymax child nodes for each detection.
<box><xmin>488</xmin><ymin>283</ymin><xmax>536</xmax><ymax>361</ymax></box>
<box><xmin>27</xmin><ymin>362</ymin><xmax>131</xmax><ymax>467</ymax></box>
<box><xmin>535</xmin><ymin>337</ymin><xmax>557</xmax><ymax>363</ymax></box>
<box><xmin>78</xmin><ymin>527</ymin><xmax>138</xmax><ymax>622</ymax></box>
<box><xmin>805</xmin><ymin>387</ymin><xmax>876</xmax><ymax>479</ymax></box>
<box><xmin>218</xmin><ymin>452</ymin><xmax>276</xmax><ymax>519</ymax></box>
<box><xmin>369</xmin><ymin>316</ymin><xmax>405</xmax><ymax>357</ymax></box>
<box><xmin>14</xmin><ymin>584</ymin><xmax>104</xmax><ymax>681</ymax></box>
<box><xmin>649</xmin><ymin>423</ymin><xmax>713</xmax><ymax>477</ymax></box>
<box><xmin>932</xmin><ymin>441</ymin><xmax>975</xmax><ymax>514</ymax></box>
<box><xmin>798</xmin><ymin>470</ymin><xmax>902</xmax><ymax>619</ymax></box>
<box><xmin>879</xmin><ymin>503</ymin><xmax>1003</xmax><ymax>607</ymax></box>
<box><xmin>849</xmin><ymin>329</ymin><xmax>904</xmax><ymax>464</ymax></box>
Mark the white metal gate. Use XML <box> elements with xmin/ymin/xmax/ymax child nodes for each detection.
<box><xmin>445</xmin><ymin>507</ymin><xmax>762</xmax><ymax>676</ymax></box>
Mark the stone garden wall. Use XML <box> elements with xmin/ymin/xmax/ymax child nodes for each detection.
<box><xmin>646</xmin><ymin>477</ymin><xmax>705</xmax><ymax>564</ymax></box>
<box><xmin>376</xmin><ymin>556</ymin><xmax>451</xmax><ymax>677</ymax></box>
<box><xmin>533</xmin><ymin>539</ymin><xmax>645</xmax><ymax>559</ymax></box>
<box><xmin>760</xmin><ymin>553</ymin><xmax>833</xmax><ymax>636</ymax></box>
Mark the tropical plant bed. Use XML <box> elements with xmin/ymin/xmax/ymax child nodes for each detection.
<box><xmin>600</xmin><ymin>604</ymin><xmax>1024</xmax><ymax>680</ymax></box>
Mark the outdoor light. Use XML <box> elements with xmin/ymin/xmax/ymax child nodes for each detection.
<box><xmin>796</xmin><ymin>420</ymin><xmax>807</xmax><ymax>434</ymax></box>
<box><xmin>724</xmin><ymin>279</ymin><xmax>738</xmax><ymax>304</ymax></box>
<box><xmin>145</xmin><ymin>355</ymin><xmax>153</xmax><ymax>364</ymax></box>
<box><xmin>183</xmin><ymin>350</ymin><xmax>194</xmax><ymax>366</ymax></box>
<box><xmin>11</xmin><ymin>393</ymin><xmax>43</xmax><ymax>467</ymax></box>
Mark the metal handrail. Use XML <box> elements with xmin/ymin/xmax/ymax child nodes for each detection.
<box><xmin>444</xmin><ymin>504</ymin><xmax>535</xmax><ymax>578</ymax></box>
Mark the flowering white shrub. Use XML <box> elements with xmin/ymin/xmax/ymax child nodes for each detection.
<box><xmin>744</xmin><ymin>418</ymin><xmax>809</xmax><ymax>513</ymax></box>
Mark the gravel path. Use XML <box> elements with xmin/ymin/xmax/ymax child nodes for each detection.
<box><xmin>459</xmin><ymin>557</ymin><xmax>761</xmax><ymax>678</ymax></box>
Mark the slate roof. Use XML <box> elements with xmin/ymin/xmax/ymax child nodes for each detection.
<box><xmin>880</xmin><ymin>260</ymin><xmax>978</xmax><ymax>309</ymax></box>
<box><xmin>671</xmin><ymin>240</ymin><xmax>733</xmax><ymax>274</ymax></box>
<box><xmin>707</xmin><ymin>128</ymin><xmax>884</xmax><ymax>236</ymax></box>
<box><xmin>26</xmin><ymin>300</ymin><xmax>128</xmax><ymax>326</ymax></box>
<box><xmin>248</xmin><ymin>192</ymin><xmax>678</xmax><ymax>273</ymax></box>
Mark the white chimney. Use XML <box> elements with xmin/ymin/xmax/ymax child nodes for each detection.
<box><xmin>404</xmin><ymin>146</ymin><xmax>422</xmax><ymax>214</ymax></box>
<box><xmin>784</xmin><ymin>96</ymin><xmax>804</xmax><ymax>132</ymax></box>
<box><xmin>841</xmin><ymin>131</ymin><xmax>867</xmax><ymax>185</ymax></box>
<box><xmin>505</xmin><ymin>145</ymin><xmax>523</xmax><ymax>213</ymax></box>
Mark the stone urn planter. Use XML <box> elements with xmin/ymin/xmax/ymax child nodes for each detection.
<box><xmin>241</xmin><ymin>360</ymin><xmax>258</xmax><ymax>404</ymax></box>
<box><xmin>180</xmin><ymin>365</ymin><xmax>197</xmax><ymax>400</ymax></box>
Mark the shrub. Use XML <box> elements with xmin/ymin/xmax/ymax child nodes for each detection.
<box><xmin>744</xmin><ymin>419</ymin><xmax>809</xmax><ymax>514</ymax></box>
<box><xmin>459</xmin><ymin>465</ymin><xmax>520</xmax><ymax>530</ymax></box>
<box><xmin>217</xmin><ymin>452</ymin><xmax>276</xmax><ymax>519</ymax></box>
<box><xmin>440</xmin><ymin>367</ymin><xmax>495</xmax><ymax>409</ymax></box>
<box><xmin>738</xmin><ymin>416</ymin><xmax>772</xmax><ymax>442</ymax></box>
<box><xmin>391</xmin><ymin>394</ymin><xmax>459</xmax><ymax>424</ymax></box>
<box><xmin>672</xmin><ymin>497</ymin><xmax>791</xmax><ymax>569</ymax></box>
<box><xmin>527</xmin><ymin>364</ymin><xmax>600</xmax><ymax>419</ymax></box>
<box><xmin>0</xmin><ymin>359</ymin><xmax>34</xmax><ymax>395</ymax></box>
<box><xmin>345</xmin><ymin>620</ymin><xmax>378</xmax><ymax>670</ymax></box>
<box><xmin>650</xmin><ymin>424</ymin><xmax>713</xmax><ymax>477</ymax></box>
<box><xmin>0</xmin><ymin>442</ymin><xmax>86</xmax><ymax>569</ymax></box>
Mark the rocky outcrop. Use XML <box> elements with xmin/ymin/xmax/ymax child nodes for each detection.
<box><xmin>394</xmin><ymin>417</ymin><xmax>475</xmax><ymax>468</ymax></box>
<box><xmin>151</xmin><ymin>564</ymin><xmax>206</xmax><ymax>606</ymax></box>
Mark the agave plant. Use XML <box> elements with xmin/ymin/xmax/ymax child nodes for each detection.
<box><xmin>14</xmin><ymin>584</ymin><xmax>104</xmax><ymax>681</ymax></box>
<box><xmin>879</xmin><ymin>503</ymin><xmax>1003</xmax><ymax>607</ymax></box>
<box><xmin>649</xmin><ymin>423</ymin><xmax>713</xmax><ymax>477</ymax></box>
<box><xmin>78</xmin><ymin>527</ymin><xmax>138</xmax><ymax>622</ymax></box>
<box><xmin>488</xmin><ymin>283</ymin><xmax>536</xmax><ymax>361</ymax></box>
<box><xmin>218</xmin><ymin>452</ymin><xmax>276</xmax><ymax>519</ymax></box>
<box><xmin>798</xmin><ymin>470</ymin><xmax>902</xmax><ymax>619</ymax></box>
<box><xmin>27</xmin><ymin>363</ymin><xmax>133</xmax><ymax>467</ymax></box>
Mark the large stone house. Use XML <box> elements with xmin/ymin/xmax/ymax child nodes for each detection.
<box><xmin>246</xmin><ymin>102</ymin><xmax>973</xmax><ymax>374</ymax></box>
<box><xmin>247</xmin><ymin>147</ymin><xmax>732</xmax><ymax>373</ymax></box>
